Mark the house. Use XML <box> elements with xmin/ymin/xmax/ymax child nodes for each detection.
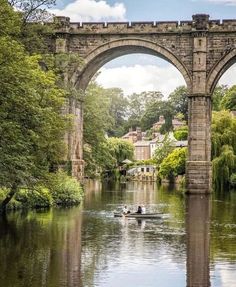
<box><xmin>152</xmin><ymin>116</ymin><xmax>165</xmax><ymax>130</ymax></box>
<box><xmin>134</xmin><ymin>141</ymin><xmax>150</xmax><ymax>160</ymax></box>
<box><xmin>152</xmin><ymin>115</ymin><xmax>185</xmax><ymax>131</ymax></box>
<box><xmin>133</xmin><ymin>132</ymin><xmax>187</xmax><ymax>161</ymax></box>
<box><xmin>127</xmin><ymin>165</ymin><xmax>156</xmax><ymax>181</ymax></box>
<box><xmin>122</xmin><ymin>127</ymin><xmax>145</xmax><ymax>144</ymax></box>
<box><xmin>172</xmin><ymin>116</ymin><xmax>186</xmax><ymax>129</ymax></box>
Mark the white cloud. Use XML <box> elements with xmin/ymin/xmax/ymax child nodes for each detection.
<box><xmin>206</xmin><ymin>0</ymin><xmax>236</xmax><ymax>5</ymax></box>
<box><xmin>51</xmin><ymin>0</ymin><xmax>126</xmax><ymax>22</ymax></box>
<box><xmin>96</xmin><ymin>65</ymin><xmax>186</xmax><ymax>98</ymax></box>
<box><xmin>219</xmin><ymin>63</ymin><xmax>236</xmax><ymax>86</ymax></box>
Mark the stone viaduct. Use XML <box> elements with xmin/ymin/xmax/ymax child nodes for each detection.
<box><xmin>48</xmin><ymin>14</ymin><xmax>236</xmax><ymax>193</ymax></box>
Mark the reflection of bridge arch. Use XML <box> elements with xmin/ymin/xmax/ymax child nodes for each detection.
<box><xmin>52</xmin><ymin>14</ymin><xmax>236</xmax><ymax>193</ymax></box>
<box><xmin>75</xmin><ymin>38</ymin><xmax>191</xmax><ymax>91</ymax></box>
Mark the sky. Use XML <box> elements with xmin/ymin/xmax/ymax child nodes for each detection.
<box><xmin>51</xmin><ymin>0</ymin><xmax>236</xmax><ymax>96</ymax></box>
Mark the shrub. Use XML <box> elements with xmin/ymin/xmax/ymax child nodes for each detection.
<box><xmin>0</xmin><ymin>188</ymin><xmax>23</xmax><ymax>210</ymax></box>
<box><xmin>174</xmin><ymin>126</ymin><xmax>188</xmax><ymax>140</ymax></box>
<box><xmin>159</xmin><ymin>148</ymin><xmax>187</xmax><ymax>180</ymax></box>
<box><xmin>49</xmin><ymin>171</ymin><xmax>84</xmax><ymax>206</ymax></box>
<box><xmin>15</xmin><ymin>188</ymin><xmax>52</xmax><ymax>208</ymax></box>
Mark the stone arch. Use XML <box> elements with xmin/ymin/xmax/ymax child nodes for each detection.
<box><xmin>207</xmin><ymin>49</ymin><xmax>236</xmax><ymax>94</ymax></box>
<box><xmin>74</xmin><ymin>38</ymin><xmax>192</xmax><ymax>91</ymax></box>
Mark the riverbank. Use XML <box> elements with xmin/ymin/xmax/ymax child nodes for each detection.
<box><xmin>0</xmin><ymin>172</ymin><xmax>84</xmax><ymax>212</ymax></box>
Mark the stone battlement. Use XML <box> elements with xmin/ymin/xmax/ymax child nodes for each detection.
<box><xmin>54</xmin><ymin>15</ymin><xmax>236</xmax><ymax>34</ymax></box>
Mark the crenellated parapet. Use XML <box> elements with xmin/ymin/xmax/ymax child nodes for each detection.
<box><xmin>54</xmin><ymin>15</ymin><xmax>236</xmax><ymax>34</ymax></box>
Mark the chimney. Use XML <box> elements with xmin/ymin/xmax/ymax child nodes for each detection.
<box><xmin>136</xmin><ymin>127</ymin><xmax>142</xmax><ymax>141</ymax></box>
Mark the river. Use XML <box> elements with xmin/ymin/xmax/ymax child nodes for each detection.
<box><xmin>0</xmin><ymin>181</ymin><xmax>236</xmax><ymax>287</ymax></box>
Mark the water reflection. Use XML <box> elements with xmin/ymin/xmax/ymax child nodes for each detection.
<box><xmin>186</xmin><ymin>195</ymin><xmax>211</xmax><ymax>287</ymax></box>
<box><xmin>0</xmin><ymin>208</ymin><xmax>83</xmax><ymax>287</ymax></box>
<box><xmin>0</xmin><ymin>182</ymin><xmax>235</xmax><ymax>287</ymax></box>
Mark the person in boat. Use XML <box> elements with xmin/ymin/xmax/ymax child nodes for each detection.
<box><xmin>123</xmin><ymin>205</ymin><xmax>130</xmax><ymax>214</ymax></box>
<box><xmin>141</xmin><ymin>205</ymin><xmax>146</xmax><ymax>214</ymax></box>
<box><xmin>136</xmin><ymin>205</ymin><xmax>142</xmax><ymax>214</ymax></box>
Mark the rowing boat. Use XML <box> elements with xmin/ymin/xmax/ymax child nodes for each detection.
<box><xmin>114</xmin><ymin>212</ymin><xmax>162</xmax><ymax>219</ymax></box>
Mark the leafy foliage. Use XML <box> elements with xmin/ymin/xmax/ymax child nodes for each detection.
<box><xmin>49</xmin><ymin>171</ymin><xmax>84</xmax><ymax>206</ymax></box>
<box><xmin>8</xmin><ymin>0</ymin><xmax>56</xmax><ymax>23</ymax></box>
<box><xmin>106</xmin><ymin>137</ymin><xmax>134</xmax><ymax>166</ymax></box>
<box><xmin>212</xmin><ymin>85</ymin><xmax>228</xmax><ymax>111</ymax></box>
<box><xmin>0</xmin><ymin>1</ymin><xmax>69</xmax><ymax>208</ymax></box>
<box><xmin>211</xmin><ymin>110</ymin><xmax>236</xmax><ymax>158</ymax></box>
<box><xmin>152</xmin><ymin>134</ymin><xmax>175</xmax><ymax>167</ymax></box>
<box><xmin>212</xmin><ymin>111</ymin><xmax>236</xmax><ymax>190</ymax></box>
<box><xmin>106</xmin><ymin>88</ymin><xmax>128</xmax><ymax>137</ymax></box>
<box><xmin>83</xmin><ymin>81</ymin><xmax>114</xmax><ymax>176</ymax></box>
<box><xmin>168</xmin><ymin>86</ymin><xmax>188</xmax><ymax>121</ymax></box>
<box><xmin>15</xmin><ymin>188</ymin><xmax>52</xmax><ymax>208</ymax></box>
<box><xmin>159</xmin><ymin>148</ymin><xmax>187</xmax><ymax>180</ymax></box>
<box><xmin>213</xmin><ymin>145</ymin><xmax>236</xmax><ymax>190</ymax></box>
<box><xmin>174</xmin><ymin>126</ymin><xmax>188</xmax><ymax>140</ymax></box>
<box><xmin>220</xmin><ymin>85</ymin><xmax>236</xmax><ymax>111</ymax></box>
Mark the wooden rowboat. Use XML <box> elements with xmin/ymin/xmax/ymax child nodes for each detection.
<box><xmin>114</xmin><ymin>212</ymin><xmax>162</xmax><ymax>219</ymax></box>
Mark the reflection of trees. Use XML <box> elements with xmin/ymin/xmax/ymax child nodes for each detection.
<box><xmin>211</xmin><ymin>191</ymin><xmax>236</xmax><ymax>262</ymax></box>
<box><xmin>0</xmin><ymin>207</ymin><xmax>82</xmax><ymax>287</ymax></box>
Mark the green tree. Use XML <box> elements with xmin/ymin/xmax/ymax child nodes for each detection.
<box><xmin>212</xmin><ymin>84</ymin><xmax>228</xmax><ymax>111</ymax></box>
<box><xmin>106</xmin><ymin>88</ymin><xmax>128</xmax><ymax>137</ymax></box>
<box><xmin>0</xmin><ymin>1</ymin><xmax>68</xmax><ymax>209</ymax></box>
<box><xmin>127</xmin><ymin>91</ymin><xmax>163</xmax><ymax>129</ymax></box>
<box><xmin>220</xmin><ymin>85</ymin><xmax>236</xmax><ymax>111</ymax></box>
<box><xmin>213</xmin><ymin>145</ymin><xmax>236</xmax><ymax>190</ymax></box>
<box><xmin>106</xmin><ymin>137</ymin><xmax>134</xmax><ymax>166</ymax></box>
<box><xmin>211</xmin><ymin>111</ymin><xmax>236</xmax><ymax>190</ymax></box>
<box><xmin>168</xmin><ymin>86</ymin><xmax>188</xmax><ymax>121</ymax></box>
<box><xmin>159</xmin><ymin>148</ymin><xmax>187</xmax><ymax>180</ymax></box>
<box><xmin>83</xmin><ymin>81</ymin><xmax>114</xmax><ymax>176</ymax></box>
<box><xmin>174</xmin><ymin>126</ymin><xmax>188</xmax><ymax>140</ymax></box>
<box><xmin>212</xmin><ymin>110</ymin><xmax>236</xmax><ymax>158</ymax></box>
<box><xmin>8</xmin><ymin>0</ymin><xmax>56</xmax><ymax>23</ymax></box>
<box><xmin>158</xmin><ymin>101</ymin><xmax>174</xmax><ymax>134</ymax></box>
<box><xmin>153</xmin><ymin>134</ymin><xmax>175</xmax><ymax>167</ymax></box>
<box><xmin>8</xmin><ymin>0</ymin><xmax>57</xmax><ymax>54</ymax></box>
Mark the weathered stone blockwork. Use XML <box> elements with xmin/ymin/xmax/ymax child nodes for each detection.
<box><xmin>50</xmin><ymin>14</ymin><xmax>236</xmax><ymax>193</ymax></box>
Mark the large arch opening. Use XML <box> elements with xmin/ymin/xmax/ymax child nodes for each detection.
<box><xmin>207</xmin><ymin>50</ymin><xmax>236</xmax><ymax>94</ymax></box>
<box><xmin>74</xmin><ymin>39</ymin><xmax>191</xmax><ymax>91</ymax></box>
<box><xmin>76</xmin><ymin>41</ymin><xmax>190</xmax><ymax>182</ymax></box>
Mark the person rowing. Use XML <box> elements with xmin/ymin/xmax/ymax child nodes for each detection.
<box><xmin>136</xmin><ymin>205</ymin><xmax>142</xmax><ymax>214</ymax></box>
<box><xmin>123</xmin><ymin>205</ymin><xmax>130</xmax><ymax>215</ymax></box>
<box><xmin>141</xmin><ymin>205</ymin><xmax>146</xmax><ymax>214</ymax></box>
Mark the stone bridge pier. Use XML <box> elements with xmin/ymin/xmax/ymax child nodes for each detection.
<box><xmin>51</xmin><ymin>13</ymin><xmax>236</xmax><ymax>193</ymax></box>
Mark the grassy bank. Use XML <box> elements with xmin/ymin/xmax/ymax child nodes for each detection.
<box><xmin>0</xmin><ymin>172</ymin><xmax>84</xmax><ymax>211</ymax></box>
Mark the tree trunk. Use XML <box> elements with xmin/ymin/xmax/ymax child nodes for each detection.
<box><xmin>0</xmin><ymin>183</ymin><xmax>18</xmax><ymax>211</ymax></box>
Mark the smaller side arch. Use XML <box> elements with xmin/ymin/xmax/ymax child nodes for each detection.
<box><xmin>73</xmin><ymin>38</ymin><xmax>192</xmax><ymax>91</ymax></box>
<box><xmin>207</xmin><ymin>49</ymin><xmax>236</xmax><ymax>94</ymax></box>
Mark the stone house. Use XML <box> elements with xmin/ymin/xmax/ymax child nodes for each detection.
<box><xmin>134</xmin><ymin>141</ymin><xmax>150</xmax><ymax>160</ymax></box>
<box><xmin>127</xmin><ymin>165</ymin><xmax>156</xmax><ymax>181</ymax></box>
<box><xmin>153</xmin><ymin>116</ymin><xmax>185</xmax><ymax>131</ymax></box>
<box><xmin>122</xmin><ymin>127</ymin><xmax>145</xmax><ymax>144</ymax></box>
<box><xmin>133</xmin><ymin>132</ymin><xmax>187</xmax><ymax>161</ymax></box>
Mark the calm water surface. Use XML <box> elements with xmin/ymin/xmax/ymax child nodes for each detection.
<box><xmin>0</xmin><ymin>181</ymin><xmax>236</xmax><ymax>287</ymax></box>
